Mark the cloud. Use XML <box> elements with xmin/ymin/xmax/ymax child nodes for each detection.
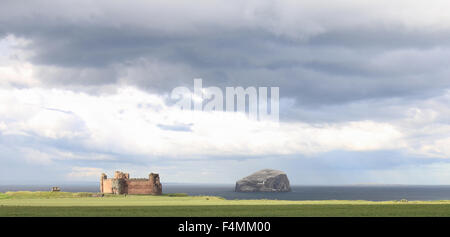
<box><xmin>0</xmin><ymin>86</ymin><xmax>449</xmax><ymax>161</ymax></box>
<box><xmin>1</xmin><ymin>0</ymin><xmax>450</xmax><ymax>106</ymax></box>
<box><xmin>67</xmin><ymin>167</ymin><xmax>104</xmax><ymax>179</ymax></box>
<box><xmin>0</xmin><ymin>35</ymin><xmax>38</xmax><ymax>88</ymax></box>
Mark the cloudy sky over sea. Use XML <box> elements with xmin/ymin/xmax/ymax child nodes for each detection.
<box><xmin>1</xmin><ymin>0</ymin><xmax>450</xmax><ymax>185</ymax></box>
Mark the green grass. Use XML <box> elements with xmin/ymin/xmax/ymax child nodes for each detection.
<box><xmin>3</xmin><ymin>191</ymin><xmax>96</xmax><ymax>199</ymax></box>
<box><xmin>2</xmin><ymin>205</ymin><xmax>450</xmax><ymax>217</ymax></box>
<box><xmin>0</xmin><ymin>193</ymin><xmax>10</xmax><ymax>200</ymax></box>
<box><xmin>2</xmin><ymin>191</ymin><xmax>450</xmax><ymax>216</ymax></box>
<box><xmin>161</xmin><ymin>193</ymin><xmax>189</xmax><ymax>197</ymax></box>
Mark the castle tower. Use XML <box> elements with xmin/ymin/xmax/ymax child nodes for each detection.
<box><xmin>100</xmin><ymin>173</ymin><xmax>107</xmax><ymax>193</ymax></box>
<box><xmin>149</xmin><ymin>173</ymin><xmax>163</xmax><ymax>195</ymax></box>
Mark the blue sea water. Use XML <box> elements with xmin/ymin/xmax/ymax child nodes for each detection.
<box><xmin>2</xmin><ymin>184</ymin><xmax>450</xmax><ymax>201</ymax></box>
<box><xmin>164</xmin><ymin>185</ymin><xmax>450</xmax><ymax>201</ymax></box>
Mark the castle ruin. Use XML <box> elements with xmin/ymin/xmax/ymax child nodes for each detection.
<box><xmin>100</xmin><ymin>171</ymin><xmax>162</xmax><ymax>195</ymax></box>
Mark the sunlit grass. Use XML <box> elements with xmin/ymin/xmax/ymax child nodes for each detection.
<box><xmin>2</xmin><ymin>191</ymin><xmax>450</xmax><ymax>216</ymax></box>
<box><xmin>1</xmin><ymin>191</ymin><xmax>450</xmax><ymax>206</ymax></box>
<box><xmin>2</xmin><ymin>205</ymin><xmax>450</xmax><ymax>217</ymax></box>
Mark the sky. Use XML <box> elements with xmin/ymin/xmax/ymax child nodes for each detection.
<box><xmin>1</xmin><ymin>0</ymin><xmax>450</xmax><ymax>185</ymax></box>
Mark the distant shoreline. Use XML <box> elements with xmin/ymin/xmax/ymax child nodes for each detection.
<box><xmin>3</xmin><ymin>185</ymin><xmax>450</xmax><ymax>202</ymax></box>
<box><xmin>1</xmin><ymin>191</ymin><xmax>450</xmax><ymax>203</ymax></box>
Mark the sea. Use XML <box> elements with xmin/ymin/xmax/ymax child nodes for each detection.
<box><xmin>2</xmin><ymin>184</ymin><xmax>450</xmax><ymax>201</ymax></box>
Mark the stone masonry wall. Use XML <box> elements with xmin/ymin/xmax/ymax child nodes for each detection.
<box><xmin>126</xmin><ymin>179</ymin><xmax>153</xmax><ymax>194</ymax></box>
<box><xmin>101</xmin><ymin>179</ymin><xmax>113</xmax><ymax>193</ymax></box>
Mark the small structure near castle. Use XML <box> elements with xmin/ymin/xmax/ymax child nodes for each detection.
<box><xmin>51</xmin><ymin>187</ymin><xmax>61</xmax><ymax>192</ymax></box>
<box><xmin>100</xmin><ymin>171</ymin><xmax>162</xmax><ymax>195</ymax></box>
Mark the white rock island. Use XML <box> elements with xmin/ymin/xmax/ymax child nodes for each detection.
<box><xmin>235</xmin><ymin>169</ymin><xmax>291</xmax><ymax>192</ymax></box>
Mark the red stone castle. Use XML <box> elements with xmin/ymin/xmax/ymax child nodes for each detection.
<box><xmin>100</xmin><ymin>171</ymin><xmax>162</xmax><ymax>195</ymax></box>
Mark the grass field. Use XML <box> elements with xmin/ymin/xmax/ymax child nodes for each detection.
<box><xmin>1</xmin><ymin>191</ymin><xmax>450</xmax><ymax>216</ymax></box>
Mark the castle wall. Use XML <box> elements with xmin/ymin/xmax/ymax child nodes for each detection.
<box><xmin>102</xmin><ymin>179</ymin><xmax>113</xmax><ymax>194</ymax></box>
<box><xmin>112</xmin><ymin>178</ymin><xmax>128</xmax><ymax>194</ymax></box>
<box><xmin>126</xmin><ymin>179</ymin><xmax>153</xmax><ymax>194</ymax></box>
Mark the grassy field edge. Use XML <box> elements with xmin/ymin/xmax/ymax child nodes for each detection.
<box><xmin>2</xmin><ymin>204</ymin><xmax>450</xmax><ymax>217</ymax></box>
<box><xmin>2</xmin><ymin>191</ymin><xmax>450</xmax><ymax>217</ymax></box>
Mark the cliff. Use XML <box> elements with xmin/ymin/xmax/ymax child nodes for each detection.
<box><xmin>235</xmin><ymin>169</ymin><xmax>291</xmax><ymax>192</ymax></box>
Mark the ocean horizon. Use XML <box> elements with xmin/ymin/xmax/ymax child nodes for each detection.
<box><xmin>2</xmin><ymin>184</ymin><xmax>450</xmax><ymax>201</ymax></box>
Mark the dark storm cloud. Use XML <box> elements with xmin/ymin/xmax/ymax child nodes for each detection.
<box><xmin>2</xmin><ymin>0</ymin><xmax>450</xmax><ymax>107</ymax></box>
